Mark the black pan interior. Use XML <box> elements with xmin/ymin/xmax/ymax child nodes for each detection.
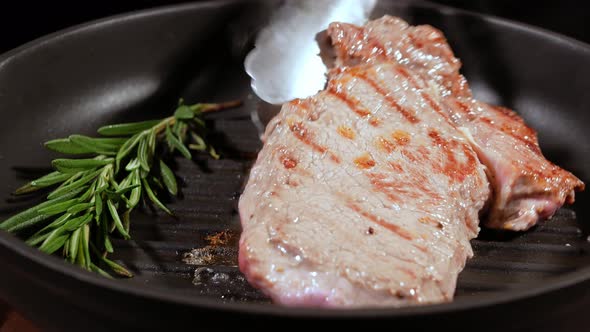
<box><xmin>0</xmin><ymin>0</ymin><xmax>589</xmax><ymax>331</ymax></box>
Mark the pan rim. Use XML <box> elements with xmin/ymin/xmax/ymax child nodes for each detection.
<box><xmin>0</xmin><ymin>0</ymin><xmax>589</xmax><ymax>318</ymax></box>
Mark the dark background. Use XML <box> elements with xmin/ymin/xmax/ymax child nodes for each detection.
<box><xmin>0</xmin><ymin>0</ymin><xmax>588</xmax><ymax>54</ymax></box>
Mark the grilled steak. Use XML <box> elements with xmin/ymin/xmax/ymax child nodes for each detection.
<box><xmin>239</xmin><ymin>61</ymin><xmax>489</xmax><ymax>306</ymax></box>
<box><xmin>239</xmin><ymin>15</ymin><xmax>584</xmax><ymax>307</ymax></box>
<box><xmin>328</xmin><ymin>16</ymin><xmax>584</xmax><ymax>230</ymax></box>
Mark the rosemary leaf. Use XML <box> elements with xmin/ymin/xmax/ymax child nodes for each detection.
<box><xmin>104</xmin><ymin>233</ymin><xmax>114</xmax><ymax>254</ymax></box>
<box><xmin>68</xmin><ymin>135</ymin><xmax>120</xmax><ymax>155</ymax></box>
<box><xmin>125</xmin><ymin>158</ymin><xmax>141</xmax><ymax>172</ymax></box>
<box><xmin>122</xmin><ymin>210</ymin><xmax>131</xmax><ymax>234</ymax></box>
<box><xmin>82</xmin><ymin>224</ymin><xmax>91</xmax><ymax>270</ymax></box>
<box><xmin>147</xmin><ymin>128</ymin><xmax>157</xmax><ymax>156</ymax></box>
<box><xmin>165</xmin><ymin>125</ymin><xmax>191</xmax><ymax>159</ymax></box>
<box><xmin>78</xmin><ymin>182</ymin><xmax>96</xmax><ymax>202</ymax></box>
<box><xmin>110</xmin><ymin>184</ymin><xmax>140</xmax><ymax>196</ymax></box>
<box><xmin>52</xmin><ymin>158</ymin><xmax>113</xmax><ymax>173</ymax></box>
<box><xmin>68</xmin><ymin>227</ymin><xmax>81</xmax><ymax>263</ymax></box>
<box><xmin>90</xmin><ymin>263</ymin><xmax>113</xmax><ymax>278</ymax></box>
<box><xmin>90</xmin><ymin>243</ymin><xmax>132</xmax><ymax>278</ymax></box>
<box><xmin>45</xmin><ymin>138</ymin><xmax>95</xmax><ymax>155</ymax></box>
<box><xmin>70</xmin><ymin>135</ymin><xmax>126</xmax><ymax>147</ymax></box>
<box><xmin>94</xmin><ymin>193</ymin><xmax>103</xmax><ymax>222</ymax></box>
<box><xmin>26</xmin><ymin>232</ymin><xmax>51</xmax><ymax>247</ymax></box>
<box><xmin>137</xmin><ymin>137</ymin><xmax>150</xmax><ymax>172</ymax></box>
<box><xmin>37</xmin><ymin>198</ymin><xmax>80</xmax><ymax>216</ymax></box>
<box><xmin>27</xmin><ymin>213</ymin><xmax>73</xmax><ymax>246</ymax></box>
<box><xmin>107</xmin><ymin>199</ymin><xmax>130</xmax><ymax>240</ymax></box>
<box><xmin>76</xmin><ymin>238</ymin><xmax>86</xmax><ymax>268</ymax></box>
<box><xmin>189</xmin><ymin>133</ymin><xmax>207</xmax><ymax>151</ymax></box>
<box><xmin>47</xmin><ymin>168</ymin><xmax>101</xmax><ymax>200</ymax></box>
<box><xmin>209</xmin><ymin>146</ymin><xmax>220</xmax><ymax>160</ymax></box>
<box><xmin>115</xmin><ymin>132</ymin><xmax>144</xmax><ymax>170</ymax></box>
<box><xmin>142</xmin><ymin>178</ymin><xmax>172</xmax><ymax>215</ymax></box>
<box><xmin>126</xmin><ymin>171</ymin><xmax>141</xmax><ymax>210</ymax></box>
<box><xmin>14</xmin><ymin>171</ymin><xmax>73</xmax><ymax>195</ymax></box>
<box><xmin>66</xmin><ymin>202</ymin><xmax>94</xmax><ymax>215</ymax></box>
<box><xmin>63</xmin><ymin>213</ymin><xmax>93</xmax><ymax>232</ymax></box>
<box><xmin>98</xmin><ymin>120</ymin><xmax>161</xmax><ymax>136</ymax></box>
<box><xmin>159</xmin><ymin>160</ymin><xmax>177</xmax><ymax>196</ymax></box>
<box><xmin>39</xmin><ymin>234</ymin><xmax>70</xmax><ymax>255</ymax></box>
<box><xmin>102</xmin><ymin>256</ymin><xmax>133</xmax><ymax>278</ymax></box>
<box><xmin>174</xmin><ymin>105</ymin><xmax>194</xmax><ymax>120</ymax></box>
<box><xmin>0</xmin><ymin>187</ymin><xmax>85</xmax><ymax>232</ymax></box>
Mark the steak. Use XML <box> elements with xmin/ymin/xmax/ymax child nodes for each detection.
<box><xmin>239</xmin><ymin>15</ymin><xmax>584</xmax><ymax>307</ymax></box>
<box><xmin>239</xmin><ymin>61</ymin><xmax>489</xmax><ymax>306</ymax></box>
<box><xmin>328</xmin><ymin>16</ymin><xmax>584</xmax><ymax>230</ymax></box>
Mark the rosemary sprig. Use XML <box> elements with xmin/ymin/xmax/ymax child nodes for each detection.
<box><xmin>1</xmin><ymin>99</ymin><xmax>240</xmax><ymax>277</ymax></box>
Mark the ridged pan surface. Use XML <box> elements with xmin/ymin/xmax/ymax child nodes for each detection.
<box><xmin>0</xmin><ymin>1</ymin><xmax>589</xmax><ymax>331</ymax></box>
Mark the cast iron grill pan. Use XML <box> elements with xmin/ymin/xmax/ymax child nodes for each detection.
<box><xmin>0</xmin><ymin>1</ymin><xmax>589</xmax><ymax>331</ymax></box>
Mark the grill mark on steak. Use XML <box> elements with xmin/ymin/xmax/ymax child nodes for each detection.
<box><xmin>337</xmin><ymin>125</ymin><xmax>356</xmax><ymax>139</ymax></box>
<box><xmin>327</xmin><ymin>84</ymin><xmax>381</xmax><ymax>127</ymax></box>
<box><xmin>375</xmin><ymin>131</ymin><xmax>410</xmax><ymax>154</ymax></box>
<box><xmin>451</xmin><ymin>99</ymin><xmax>477</xmax><ymax>121</ymax></box>
<box><xmin>395</xmin><ymin>66</ymin><xmax>422</xmax><ymax>88</ymax></box>
<box><xmin>428</xmin><ymin>129</ymin><xmax>477</xmax><ymax>182</ymax></box>
<box><xmin>405</xmin><ymin>168</ymin><xmax>443</xmax><ymax>202</ymax></box>
<box><xmin>421</xmin><ymin>92</ymin><xmax>444</xmax><ymax>113</ymax></box>
<box><xmin>281</xmin><ymin>155</ymin><xmax>298</xmax><ymax>169</ymax></box>
<box><xmin>289</xmin><ymin>121</ymin><xmax>341</xmax><ymax>163</ymax></box>
<box><xmin>480</xmin><ymin>116</ymin><xmax>540</xmax><ymax>153</ymax></box>
<box><xmin>391</xmin><ymin>130</ymin><xmax>411</xmax><ymax>146</ymax></box>
<box><xmin>489</xmin><ymin>106</ymin><xmax>542</xmax><ymax>155</ymax></box>
<box><xmin>394</xmin><ymin>66</ymin><xmax>457</xmax><ymax>127</ymax></box>
<box><xmin>367</xmin><ymin>172</ymin><xmax>400</xmax><ymax>203</ymax></box>
<box><xmin>354</xmin><ymin>153</ymin><xmax>376</xmax><ymax>169</ymax></box>
<box><xmin>289</xmin><ymin>98</ymin><xmax>320</xmax><ymax>121</ymax></box>
<box><xmin>346</xmin><ymin>200</ymin><xmax>415</xmax><ymax>242</ymax></box>
<box><xmin>376</xmin><ymin>136</ymin><xmax>397</xmax><ymax>153</ymax></box>
<box><xmin>341</xmin><ymin>24</ymin><xmax>387</xmax><ymax>63</ymax></box>
<box><xmin>401</xmin><ymin>149</ymin><xmax>419</xmax><ymax>162</ymax></box>
<box><xmin>348</xmin><ymin>68</ymin><xmax>420</xmax><ymax>124</ymax></box>
<box><xmin>388</xmin><ymin>162</ymin><xmax>404</xmax><ymax>172</ymax></box>
<box><xmin>419</xmin><ymin>216</ymin><xmax>444</xmax><ymax>229</ymax></box>
<box><xmin>452</xmin><ymin>99</ymin><xmax>542</xmax><ymax>155</ymax></box>
<box><xmin>367</xmin><ymin>172</ymin><xmax>424</xmax><ymax>203</ymax></box>
<box><xmin>407</xmin><ymin>31</ymin><xmax>456</xmax><ymax>68</ymax></box>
